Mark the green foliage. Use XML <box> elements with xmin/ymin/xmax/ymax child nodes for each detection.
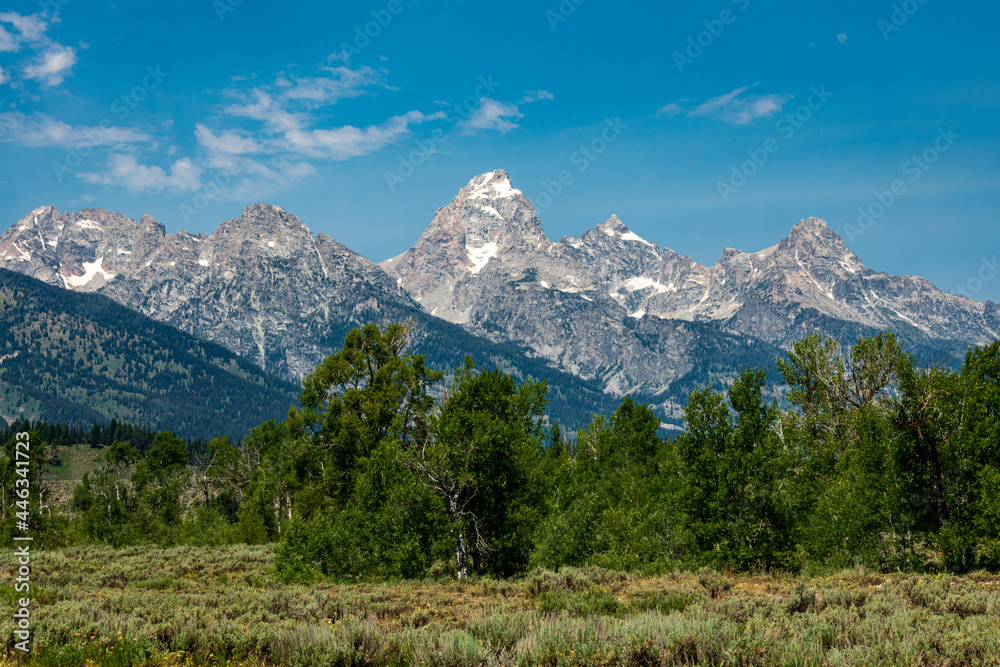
<box><xmin>22</xmin><ymin>325</ymin><xmax>1000</xmax><ymax>580</ymax></box>
<box><xmin>668</xmin><ymin>368</ymin><xmax>793</xmax><ymax>570</ymax></box>
<box><xmin>423</xmin><ymin>359</ymin><xmax>549</xmax><ymax>577</ymax></box>
<box><xmin>286</xmin><ymin>321</ymin><xmax>442</xmax><ymax>510</ymax></box>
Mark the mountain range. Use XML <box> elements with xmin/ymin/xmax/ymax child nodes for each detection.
<box><xmin>2</xmin><ymin>169</ymin><xmax>996</xmax><ymax>428</ymax></box>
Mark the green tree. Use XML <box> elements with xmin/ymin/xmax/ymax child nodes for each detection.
<box><xmin>83</xmin><ymin>440</ymin><xmax>140</xmax><ymax>530</ymax></box>
<box><xmin>286</xmin><ymin>322</ymin><xmax>441</xmax><ymax>513</ymax></box>
<box><xmin>670</xmin><ymin>369</ymin><xmax>792</xmax><ymax>570</ymax></box>
<box><xmin>406</xmin><ymin>359</ymin><xmax>547</xmax><ymax>577</ymax></box>
<box><xmin>535</xmin><ymin>397</ymin><xmax>670</xmax><ymax>572</ymax></box>
<box><xmin>274</xmin><ymin>322</ymin><xmax>444</xmax><ymax>580</ymax></box>
<box><xmin>131</xmin><ymin>432</ymin><xmax>189</xmax><ymax>542</ymax></box>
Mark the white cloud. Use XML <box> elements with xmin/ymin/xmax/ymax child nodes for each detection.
<box><xmin>223</xmin><ymin>89</ymin><xmax>307</xmax><ymax>134</ymax></box>
<box><xmin>655</xmin><ymin>101</ymin><xmax>687</xmax><ymax>117</ymax></box>
<box><xmin>664</xmin><ymin>85</ymin><xmax>790</xmax><ymax>126</ymax></box>
<box><xmin>283</xmin><ymin>110</ymin><xmax>445</xmax><ymax>160</ymax></box>
<box><xmin>207</xmin><ymin>64</ymin><xmax>455</xmax><ymax>162</ymax></box>
<box><xmin>0</xmin><ymin>25</ymin><xmax>16</xmax><ymax>52</ymax></box>
<box><xmin>79</xmin><ymin>154</ymin><xmax>203</xmax><ymax>193</ymax></box>
<box><xmin>519</xmin><ymin>90</ymin><xmax>554</xmax><ymax>104</ymax></box>
<box><xmin>0</xmin><ymin>112</ymin><xmax>151</xmax><ymax>147</ymax></box>
<box><xmin>461</xmin><ymin>98</ymin><xmax>523</xmax><ymax>134</ymax></box>
<box><xmin>279</xmin><ymin>66</ymin><xmax>381</xmax><ymax>104</ymax></box>
<box><xmin>689</xmin><ymin>86</ymin><xmax>753</xmax><ymax>117</ymax></box>
<box><xmin>0</xmin><ymin>67</ymin><xmax>8</xmax><ymax>86</ymax></box>
<box><xmin>0</xmin><ymin>12</ymin><xmax>48</xmax><ymax>42</ymax></box>
<box><xmin>460</xmin><ymin>91</ymin><xmax>553</xmax><ymax>134</ymax></box>
<box><xmin>0</xmin><ymin>12</ymin><xmax>78</xmax><ymax>87</ymax></box>
<box><xmin>195</xmin><ymin>124</ymin><xmax>258</xmax><ymax>155</ymax></box>
<box><xmin>837</xmin><ymin>33</ymin><xmax>849</xmax><ymax>44</ymax></box>
<box><xmin>22</xmin><ymin>43</ymin><xmax>76</xmax><ymax>85</ymax></box>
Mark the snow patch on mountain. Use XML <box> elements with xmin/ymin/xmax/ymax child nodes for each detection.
<box><xmin>63</xmin><ymin>258</ymin><xmax>115</xmax><ymax>288</ymax></box>
<box><xmin>467</xmin><ymin>242</ymin><xmax>499</xmax><ymax>274</ymax></box>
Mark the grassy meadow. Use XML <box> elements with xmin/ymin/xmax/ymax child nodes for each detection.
<box><xmin>2</xmin><ymin>545</ymin><xmax>999</xmax><ymax>667</ymax></box>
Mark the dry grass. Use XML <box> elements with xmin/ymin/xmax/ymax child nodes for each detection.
<box><xmin>2</xmin><ymin>545</ymin><xmax>999</xmax><ymax>666</ymax></box>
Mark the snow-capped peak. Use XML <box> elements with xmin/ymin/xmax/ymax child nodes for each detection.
<box><xmin>468</xmin><ymin>170</ymin><xmax>522</xmax><ymax>200</ymax></box>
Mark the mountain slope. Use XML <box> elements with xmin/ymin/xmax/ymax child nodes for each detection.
<box><xmin>0</xmin><ymin>208</ymin><xmax>623</xmax><ymax>428</ymax></box>
<box><xmin>0</xmin><ymin>268</ymin><xmax>298</xmax><ymax>439</ymax></box>
<box><xmin>3</xmin><ymin>171</ymin><xmax>994</xmax><ymax>426</ymax></box>
<box><xmin>380</xmin><ymin>170</ymin><xmax>997</xmax><ymax>400</ymax></box>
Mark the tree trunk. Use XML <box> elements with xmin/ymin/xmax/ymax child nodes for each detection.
<box><xmin>455</xmin><ymin>533</ymin><xmax>468</xmax><ymax>579</ymax></box>
<box><xmin>924</xmin><ymin>431</ymin><xmax>949</xmax><ymax>527</ymax></box>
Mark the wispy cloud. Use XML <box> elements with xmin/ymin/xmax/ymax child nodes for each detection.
<box><xmin>281</xmin><ymin>110</ymin><xmax>445</xmax><ymax>159</ymax></box>
<box><xmin>460</xmin><ymin>91</ymin><xmax>553</xmax><ymax>135</ymax></box>
<box><xmin>194</xmin><ymin>124</ymin><xmax>258</xmax><ymax>155</ymax></box>
<box><xmin>655</xmin><ymin>100</ymin><xmax>688</xmax><ymax>117</ymax></box>
<box><xmin>0</xmin><ymin>112</ymin><xmax>151</xmax><ymax>147</ymax></box>
<box><xmin>202</xmin><ymin>65</ymin><xmax>447</xmax><ymax>162</ymax></box>
<box><xmin>658</xmin><ymin>85</ymin><xmax>790</xmax><ymax>125</ymax></box>
<box><xmin>461</xmin><ymin>98</ymin><xmax>523</xmax><ymax>134</ymax></box>
<box><xmin>520</xmin><ymin>90</ymin><xmax>554</xmax><ymax>104</ymax></box>
<box><xmin>837</xmin><ymin>33</ymin><xmax>849</xmax><ymax>44</ymax></box>
<box><xmin>153</xmin><ymin>62</ymin><xmax>448</xmax><ymax>198</ymax></box>
<box><xmin>22</xmin><ymin>43</ymin><xmax>76</xmax><ymax>86</ymax></box>
<box><xmin>277</xmin><ymin>65</ymin><xmax>382</xmax><ymax>103</ymax></box>
<box><xmin>0</xmin><ymin>12</ymin><xmax>77</xmax><ymax>87</ymax></box>
<box><xmin>79</xmin><ymin>154</ymin><xmax>203</xmax><ymax>193</ymax></box>
<box><xmin>0</xmin><ymin>25</ymin><xmax>16</xmax><ymax>52</ymax></box>
<box><xmin>0</xmin><ymin>12</ymin><xmax>47</xmax><ymax>43</ymax></box>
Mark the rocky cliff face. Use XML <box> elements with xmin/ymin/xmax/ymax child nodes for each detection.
<box><xmin>380</xmin><ymin>170</ymin><xmax>997</xmax><ymax>400</ymax></box>
<box><xmin>3</xmin><ymin>170</ymin><xmax>995</xmax><ymax>422</ymax></box>
<box><xmin>0</xmin><ymin>203</ymin><xmax>418</xmax><ymax>380</ymax></box>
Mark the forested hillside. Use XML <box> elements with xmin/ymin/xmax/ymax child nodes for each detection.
<box><xmin>0</xmin><ymin>269</ymin><xmax>299</xmax><ymax>439</ymax></box>
<box><xmin>6</xmin><ymin>321</ymin><xmax>998</xmax><ymax>579</ymax></box>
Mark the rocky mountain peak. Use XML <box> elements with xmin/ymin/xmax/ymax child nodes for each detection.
<box><xmin>242</xmin><ymin>202</ymin><xmax>291</xmax><ymax>219</ymax></box>
<box><xmin>237</xmin><ymin>203</ymin><xmax>309</xmax><ymax>232</ymax></box>
<box><xmin>207</xmin><ymin>204</ymin><xmax>317</xmax><ymax>259</ymax></box>
<box><xmin>23</xmin><ymin>205</ymin><xmax>59</xmax><ymax>227</ymax></box>
<box><xmin>138</xmin><ymin>213</ymin><xmax>165</xmax><ymax>232</ymax></box>
<box><xmin>985</xmin><ymin>300</ymin><xmax>1000</xmax><ymax>328</ymax></box>
<box><xmin>720</xmin><ymin>247</ymin><xmax>742</xmax><ymax>262</ymax></box>
<box><xmin>417</xmin><ymin>169</ymin><xmax>549</xmax><ymax>256</ymax></box>
<box><xmin>461</xmin><ymin>169</ymin><xmax>520</xmax><ymax>199</ymax></box>
<box><xmin>785</xmin><ymin>216</ymin><xmax>839</xmax><ymax>242</ymax></box>
<box><xmin>584</xmin><ymin>215</ymin><xmax>659</xmax><ymax>253</ymax></box>
<box><xmin>778</xmin><ymin>216</ymin><xmax>853</xmax><ymax>262</ymax></box>
<box><xmin>596</xmin><ymin>214</ymin><xmax>628</xmax><ymax>234</ymax></box>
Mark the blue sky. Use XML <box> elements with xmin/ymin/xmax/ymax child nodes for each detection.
<box><xmin>1</xmin><ymin>0</ymin><xmax>998</xmax><ymax>301</ymax></box>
